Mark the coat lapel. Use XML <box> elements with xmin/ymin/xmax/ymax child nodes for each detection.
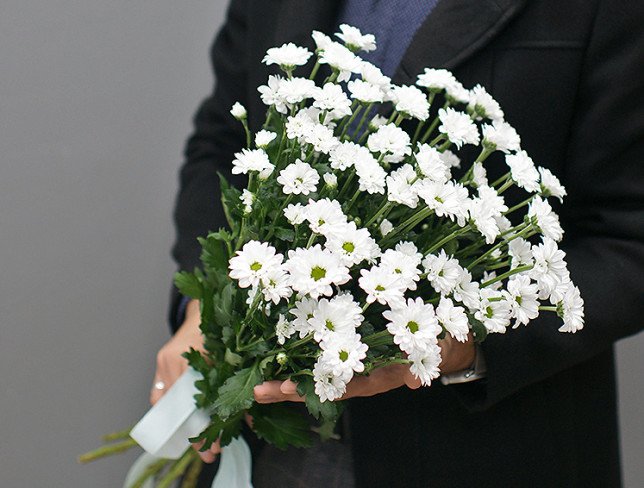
<box><xmin>393</xmin><ymin>0</ymin><xmax>528</xmax><ymax>84</ymax></box>
<box><xmin>272</xmin><ymin>0</ymin><xmax>343</xmax><ymax>49</ymax></box>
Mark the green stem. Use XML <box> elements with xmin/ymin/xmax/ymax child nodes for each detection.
<box><xmin>306</xmin><ymin>232</ymin><xmax>318</xmax><ymax>248</ymax></box>
<box><xmin>157</xmin><ymin>449</ymin><xmax>196</xmax><ymax>488</ymax></box>
<box><xmin>490</xmin><ymin>171</ymin><xmax>511</xmax><ymax>189</ymax></box>
<box><xmin>77</xmin><ymin>438</ymin><xmax>138</xmax><ymax>464</ymax></box>
<box><xmin>101</xmin><ymin>427</ymin><xmax>133</xmax><ymax>442</ymax></box>
<box><xmin>504</xmin><ymin>195</ymin><xmax>535</xmax><ymax>215</ymax></box>
<box><xmin>351</xmin><ymin>102</ymin><xmax>375</xmax><ymax>140</ymax></box>
<box><xmin>481</xmin><ymin>264</ymin><xmax>533</xmax><ymax>288</ymax></box>
<box><xmin>241</xmin><ymin>120</ymin><xmax>251</xmax><ymax>148</ymax></box>
<box><xmin>180</xmin><ymin>457</ymin><xmax>204</xmax><ymax>488</ymax></box>
<box><xmin>308</xmin><ymin>61</ymin><xmax>321</xmax><ymax>80</ymax></box>
<box><xmin>365</xmin><ymin>200</ymin><xmax>392</xmax><ymax>228</ymax></box>
<box><xmin>424</xmin><ymin>225</ymin><xmax>470</xmax><ymax>256</ymax></box>
<box><xmin>338</xmin><ymin>103</ymin><xmax>362</xmax><ymax>139</ymax></box>
<box><xmin>539</xmin><ymin>306</ymin><xmax>558</xmax><ymax>312</ymax></box>
<box><xmin>362</xmin><ymin>329</ymin><xmax>393</xmax><ymax>348</ymax></box>
<box><xmin>337</xmin><ymin>167</ymin><xmax>356</xmax><ymax>199</ymax></box>
<box><xmin>130</xmin><ymin>458</ymin><xmax>170</xmax><ymax>488</ymax></box>
<box><xmin>467</xmin><ymin>225</ymin><xmax>532</xmax><ymax>271</ymax></box>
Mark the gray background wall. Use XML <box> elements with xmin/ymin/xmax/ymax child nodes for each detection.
<box><xmin>0</xmin><ymin>1</ymin><xmax>641</xmax><ymax>487</ymax></box>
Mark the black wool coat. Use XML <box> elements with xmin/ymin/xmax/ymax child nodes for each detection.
<box><xmin>169</xmin><ymin>1</ymin><xmax>644</xmax><ymax>486</ymax></box>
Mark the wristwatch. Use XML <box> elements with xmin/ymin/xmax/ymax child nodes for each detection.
<box><xmin>440</xmin><ymin>343</ymin><xmax>487</xmax><ymax>385</ymax></box>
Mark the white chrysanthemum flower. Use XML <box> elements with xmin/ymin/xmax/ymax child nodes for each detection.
<box><xmin>417</xmin><ymin>180</ymin><xmax>470</xmax><ymax>225</ymax></box>
<box><xmin>277</xmin><ymin>160</ymin><xmax>320</xmax><ymax>195</ymax></box>
<box><xmin>279</xmin><ymin>77</ymin><xmax>318</xmax><ymax>106</ymax></box>
<box><xmin>309</xmin><ymin>296</ymin><xmax>361</xmax><ymax>343</ymax></box>
<box><xmin>329</xmin><ymin>141</ymin><xmax>366</xmax><ymax>171</ymax></box>
<box><xmin>261</xmin><ymin>266</ymin><xmax>292</xmax><ymax>304</ymax></box>
<box><xmin>290</xmin><ymin>297</ymin><xmax>318</xmax><ymax>338</ymax></box>
<box><xmin>240</xmin><ymin>189</ymin><xmax>254</xmax><ymax>214</ymax></box>
<box><xmin>255</xmin><ymin>129</ymin><xmax>276</xmax><ymax>148</ymax></box>
<box><xmin>380</xmin><ymin>248</ymin><xmax>422</xmax><ymax>292</ymax></box>
<box><xmin>445</xmin><ymin>80</ymin><xmax>470</xmax><ymax>103</ymax></box>
<box><xmin>313</xmin><ymin>82</ymin><xmax>352</xmax><ymax>118</ymax></box>
<box><xmin>355</xmin><ymin>155</ymin><xmax>387</xmax><ymax>194</ymax></box>
<box><xmin>275</xmin><ymin>314</ymin><xmax>296</xmax><ymax>345</ymax></box>
<box><xmin>228</xmin><ymin>241</ymin><xmax>283</xmax><ymax>288</ymax></box>
<box><xmin>285</xmin><ymin>110</ymin><xmax>316</xmax><ymax>141</ymax></box>
<box><xmin>387</xmin><ymin>163</ymin><xmax>420</xmax><ymax>208</ymax></box>
<box><xmin>469</xmin><ymin>185</ymin><xmax>509</xmax><ymax>244</ymax></box>
<box><xmin>505</xmin><ymin>150</ymin><xmax>540</xmax><ymax>193</ymax></box>
<box><xmin>360</xmin><ymin>61</ymin><xmax>391</xmax><ymax>89</ymax></box>
<box><xmin>325</xmin><ymin>221</ymin><xmax>381</xmax><ymax>266</ymax></box>
<box><xmin>438</xmin><ymin>108</ymin><xmax>480</xmax><ymax>148</ymax></box>
<box><xmin>258</xmin><ymin>75</ymin><xmax>287</xmax><ymax>113</ymax></box>
<box><xmin>506</xmin><ymin>275</ymin><xmax>540</xmax><ymax>326</ymax></box>
<box><xmin>441</xmin><ymin>149</ymin><xmax>461</xmax><ymax>169</ymax></box>
<box><xmin>528</xmin><ymin>197</ymin><xmax>564</xmax><ymax>241</ymax></box>
<box><xmin>303</xmin><ymin>198</ymin><xmax>347</xmax><ymax>235</ymax></box>
<box><xmin>230</xmin><ymin>102</ymin><xmax>247</xmax><ymax>120</ymax></box>
<box><xmin>323</xmin><ymin>172</ymin><xmax>338</xmax><ymax>187</ymax></box>
<box><xmin>436</xmin><ymin>297</ymin><xmax>470</xmax><ymax>343</ymax></box>
<box><xmin>530</xmin><ymin>237</ymin><xmax>570</xmax><ymax>300</ymax></box>
<box><xmin>320</xmin><ymin>333</ymin><xmax>369</xmax><ymax>381</ymax></box>
<box><xmin>368</xmin><ymin>115</ymin><xmax>389</xmax><ymax>131</ymax></box>
<box><xmin>303</xmin><ymin>123</ymin><xmax>339</xmax><ymax>154</ymax></box>
<box><xmin>367</xmin><ymin>124</ymin><xmax>412</xmax><ymax>163</ymax></box>
<box><xmin>391</xmin><ymin>85</ymin><xmax>430</xmax><ymax>121</ymax></box>
<box><xmin>231</xmin><ymin>148</ymin><xmax>274</xmax><ymax>176</ymax></box>
<box><xmin>318</xmin><ymin>41</ymin><xmax>361</xmax><ymax>82</ymax></box>
<box><xmin>538</xmin><ymin>167</ymin><xmax>567</xmax><ymax>202</ymax></box>
<box><xmin>408</xmin><ymin>344</ymin><xmax>442</xmax><ymax>386</ymax></box>
<box><xmin>557</xmin><ymin>282</ymin><xmax>584</xmax><ymax>333</ymax></box>
<box><xmin>508</xmin><ymin>237</ymin><xmax>534</xmax><ymax>269</ymax></box>
<box><xmin>263</xmin><ymin>42</ymin><xmax>312</xmax><ymax>69</ymax></box>
<box><xmin>482</xmin><ymin>120</ymin><xmax>521</xmax><ymax>153</ymax></box>
<box><xmin>284</xmin><ymin>203</ymin><xmax>306</xmax><ymax>225</ymax></box>
<box><xmin>384</xmin><ymin>297</ymin><xmax>441</xmax><ymax>355</ymax></box>
<box><xmin>285</xmin><ymin>245</ymin><xmax>351</xmax><ymax>298</ymax></box>
<box><xmin>313</xmin><ymin>360</ymin><xmax>348</xmax><ymax>402</ymax></box>
<box><xmin>471</xmin><ymin>161</ymin><xmax>488</xmax><ymax>188</ymax></box>
<box><xmin>468</xmin><ymin>84</ymin><xmax>504</xmax><ymax>121</ymax></box>
<box><xmin>335</xmin><ymin>24</ymin><xmax>376</xmax><ymax>52</ymax></box>
<box><xmin>395</xmin><ymin>242</ymin><xmax>423</xmax><ymax>265</ymax></box>
<box><xmin>311</xmin><ymin>30</ymin><xmax>333</xmax><ymax>52</ymax></box>
<box><xmin>347</xmin><ymin>78</ymin><xmax>384</xmax><ymax>103</ymax></box>
<box><xmin>452</xmin><ymin>269</ymin><xmax>481</xmax><ymax>311</ymax></box>
<box><xmin>414</xmin><ymin>144</ymin><xmax>451</xmax><ymax>183</ymax></box>
<box><xmin>423</xmin><ymin>250</ymin><xmax>462</xmax><ymax>295</ymax></box>
<box><xmin>380</xmin><ymin>219</ymin><xmax>393</xmax><ymax>236</ymax></box>
<box><xmin>475</xmin><ymin>288</ymin><xmax>511</xmax><ymax>333</ymax></box>
<box><xmin>358</xmin><ymin>265</ymin><xmax>406</xmax><ymax>307</ymax></box>
<box><xmin>416</xmin><ymin>68</ymin><xmax>458</xmax><ymax>92</ymax></box>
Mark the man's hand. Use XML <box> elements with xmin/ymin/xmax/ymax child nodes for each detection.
<box><xmin>150</xmin><ymin>299</ymin><xmax>224</xmax><ymax>462</ymax></box>
<box><xmin>253</xmin><ymin>334</ymin><xmax>476</xmax><ymax>404</ymax></box>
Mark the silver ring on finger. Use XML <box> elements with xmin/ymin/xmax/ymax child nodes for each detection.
<box><xmin>153</xmin><ymin>380</ymin><xmax>166</xmax><ymax>391</ymax></box>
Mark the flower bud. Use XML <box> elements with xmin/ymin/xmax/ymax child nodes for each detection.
<box><xmin>230</xmin><ymin>102</ymin><xmax>247</xmax><ymax>120</ymax></box>
<box><xmin>276</xmin><ymin>352</ymin><xmax>288</xmax><ymax>366</ymax></box>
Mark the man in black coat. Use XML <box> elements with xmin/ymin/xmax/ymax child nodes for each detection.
<box><xmin>155</xmin><ymin>1</ymin><xmax>644</xmax><ymax>486</ymax></box>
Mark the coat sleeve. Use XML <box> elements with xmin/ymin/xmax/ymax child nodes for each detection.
<box><xmin>457</xmin><ymin>0</ymin><xmax>644</xmax><ymax>410</ymax></box>
<box><xmin>168</xmin><ymin>0</ymin><xmax>250</xmax><ymax>330</ymax></box>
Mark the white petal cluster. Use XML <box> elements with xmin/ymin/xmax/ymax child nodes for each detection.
<box><xmin>230</xmin><ymin>102</ymin><xmax>247</xmax><ymax>120</ymax></box>
<box><xmin>390</xmin><ymin>85</ymin><xmax>430</xmax><ymax>121</ymax></box>
<box><xmin>528</xmin><ymin>197</ymin><xmax>564</xmax><ymax>241</ymax></box>
<box><xmin>414</xmin><ymin>144</ymin><xmax>451</xmax><ymax>183</ymax></box>
<box><xmin>313</xmin><ymin>83</ymin><xmax>352</xmax><ymax>118</ymax></box>
<box><xmin>336</xmin><ymin>24</ymin><xmax>376</xmax><ymax>52</ymax></box>
<box><xmin>468</xmin><ymin>84</ymin><xmax>504</xmax><ymax>121</ymax></box>
<box><xmin>384</xmin><ymin>297</ymin><xmax>441</xmax><ymax>357</ymax></box>
<box><xmin>538</xmin><ymin>167</ymin><xmax>567</xmax><ymax>202</ymax></box>
<box><xmin>416</xmin><ymin>68</ymin><xmax>458</xmax><ymax>92</ymax></box>
<box><xmin>438</xmin><ymin>108</ymin><xmax>480</xmax><ymax>148</ymax></box>
<box><xmin>231</xmin><ymin>148</ymin><xmax>274</xmax><ymax>178</ymax></box>
<box><xmin>417</xmin><ymin>180</ymin><xmax>470</xmax><ymax>225</ymax></box>
<box><xmin>228</xmin><ymin>241</ymin><xmax>284</xmax><ymax>289</ymax></box>
<box><xmin>387</xmin><ymin>164</ymin><xmax>420</xmax><ymax>208</ymax></box>
<box><xmin>255</xmin><ymin>129</ymin><xmax>276</xmax><ymax>148</ymax></box>
<box><xmin>284</xmin><ymin>244</ymin><xmax>351</xmax><ymax>298</ymax></box>
<box><xmin>348</xmin><ymin>79</ymin><xmax>384</xmax><ymax>103</ymax></box>
<box><xmin>482</xmin><ymin>120</ymin><xmax>521</xmax><ymax>153</ymax></box>
<box><xmin>506</xmin><ymin>150</ymin><xmax>540</xmax><ymax>193</ymax></box>
<box><xmin>277</xmin><ymin>159</ymin><xmax>320</xmax><ymax>195</ymax></box>
<box><xmin>325</xmin><ymin>221</ymin><xmax>381</xmax><ymax>266</ymax></box>
<box><xmin>423</xmin><ymin>250</ymin><xmax>462</xmax><ymax>295</ymax></box>
<box><xmin>367</xmin><ymin>124</ymin><xmax>412</xmax><ymax>163</ymax></box>
<box><xmin>263</xmin><ymin>42</ymin><xmax>312</xmax><ymax>69</ymax></box>
<box><xmin>318</xmin><ymin>42</ymin><xmax>362</xmax><ymax>82</ymax></box>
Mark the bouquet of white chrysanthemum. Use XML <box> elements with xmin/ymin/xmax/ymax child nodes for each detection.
<box><xmin>80</xmin><ymin>24</ymin><xmax>584</xmax><ymax>487</ymax></box>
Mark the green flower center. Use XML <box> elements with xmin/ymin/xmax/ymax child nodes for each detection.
<box><xmin>325</xmin><ymin>320</ymin><xmax>334</xmax><ymax>331</ymax></box>
<box><xmin>342</xmin><ymin>242</ymin><xmax>355</xmax><ymax>253</ymax></box>
<box><xmin>250</xmin><ymin>261</ymin><xmax>262</xmax><ymax>272</ymax></box>
<box><xmin>406</xmin><ymin>321</ymin><xmax>419</xmax><ymax>333</ymax></box>
<box><xmin>375</xmin><ymin>285</ymin><xmax>385</xmax><ymax>291</ymax></box>
<box><xmin>311</xmin><ymin>266</ymin><xmax>327</xmax><ymax>281</ymax></box>
<box><xmin>339</xmin><ymin>350</ymin><xmax>349</xmax><ymax>361</ymax></box>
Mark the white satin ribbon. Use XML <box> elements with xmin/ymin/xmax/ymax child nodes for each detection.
<box><xmin>125</xmin><ymin>368</ymin><xmax>253</xmax><ymax>487</ymax></box>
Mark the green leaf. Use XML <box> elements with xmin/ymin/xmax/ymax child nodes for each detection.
<box><xmin>224</xmin><ymin>348</ymin><xmax>243</xmax><ymax>367</ymax></box>
<box><xmin>273</xmin><ymin>227</ymin><xmax>295</xmax><ymax>242</ymax></box>
<box><xmin>468</xmin><ymin>314</ymin><xmax>488</xmax><ymax>343</ymax></box>
<box><xmin>214</xmin><ymin>362</ymin><xmax>263</xmax><ymax>419</ymax></box>
<box><xmin>173</xmin><ymin>271</ymin><xmax>202</xmax><ymax>299</ymax></box>
<box><xmin>295</xmin><ymin>376</ymin><xmax>343</xmax><ymax>423</ymax></box>
<box><xmin>249</xmin><ymin>404</ymin><xmax>313</xmax><ymax>450</ymax></box>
